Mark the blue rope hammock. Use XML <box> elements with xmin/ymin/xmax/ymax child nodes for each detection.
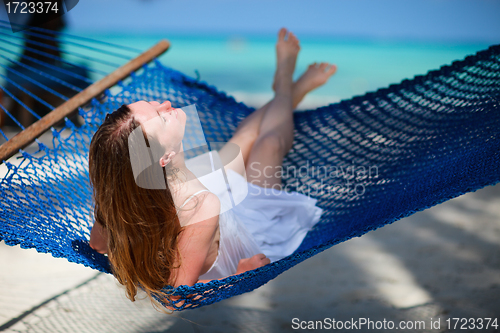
<box><xmin>0</xmin><ymin>27</ymin><xmax>499</xmax><ymax>310</ymax></box>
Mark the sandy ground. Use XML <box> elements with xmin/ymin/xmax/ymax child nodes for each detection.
<box><xmin>1</xmin><ymin>181</ymin><xmax>499</xmax><ymax>333</ymax></box>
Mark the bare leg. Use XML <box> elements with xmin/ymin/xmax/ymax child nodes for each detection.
<box><xmin>222</xmin><ymin>39</ymin><xmax>337</xmax><ymax>177</ymax></box>
<box><xmin>292</xmin><ymin>62</ymin><xmax>337</xmax><ymax>108</ymax></box>
<box><xmin>227</xmin><ymin>63</ymin><xmax>337</xmax><ymax>151</ymax></box>
<box><xmin>243</xmin><ymin>28</ymin><xmax>298</xmax><ymax>188</ymax></box>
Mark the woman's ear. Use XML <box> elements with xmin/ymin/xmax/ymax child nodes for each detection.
<box><xmin>159</xmin><ymin>151</ymin><xmax>175</xmax><ymax>167</ymax></box>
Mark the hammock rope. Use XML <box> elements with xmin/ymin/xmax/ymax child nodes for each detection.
<box><xmin>0</xmin><ymin>45</ymin><xmax>93</xmax><ymax>84</ymax></box>
<box><xmin>0</xmin><ymin>26</ymin><xmax>137</xmax><ymax>61</ymax></box>
<box><xmin>0</xmin><ymin>27</ymin><xmax>499</xmax><ymax>310</ymax></box>
<box><xmin>0</xmin><ymin>21</ymin><xmax>143</xmax><ymax>54</ymax></box>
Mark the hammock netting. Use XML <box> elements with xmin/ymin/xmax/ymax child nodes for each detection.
<box><xmin>1</xmin><ymin>39</ymin><xmax>499</xmax><ymax>310</ymax></box>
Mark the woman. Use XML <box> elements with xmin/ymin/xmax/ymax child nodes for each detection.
<box><xmin>89</xmin><ymin>28</ymin><xmax>337</xmax><ymax>306</ymax></box>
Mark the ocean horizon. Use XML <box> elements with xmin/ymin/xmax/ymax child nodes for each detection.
<box><xmin>1</xmin><ymin>29</ymin><xmax>492</xmax><ymax>110</ymax></box>
<box><xmin>61</xmin><ymin>31</ymin><xmax>495</xmax><ymax>110</ymax></box>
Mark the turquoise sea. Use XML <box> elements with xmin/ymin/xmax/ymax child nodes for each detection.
<box><xmin>3</xmin><ymin>30</ymin><xmax>493</xmax><ymax>110</ymax></box>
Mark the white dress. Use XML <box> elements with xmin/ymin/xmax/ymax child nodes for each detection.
<box><xmin>182</xmin><ymin>151</ymin><xmax>323</xmax><ymax>280</ymax></box>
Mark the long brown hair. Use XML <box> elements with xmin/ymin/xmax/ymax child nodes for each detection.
<box><xmin>88</xmin><ymin>105</ymin><xmax>182</xmax><ymax>306</ymax></box>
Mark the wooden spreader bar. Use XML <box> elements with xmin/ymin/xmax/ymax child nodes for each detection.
<box><xmin>0</xmin><ymin>39</ymin><xmax>170</xmax><ymax>163</ymax></box>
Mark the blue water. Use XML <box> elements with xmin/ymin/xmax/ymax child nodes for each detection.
<box><xmin>3</xmin><ymin>31</ymin><xmax>492</xmax><ymax>110</ymax></box>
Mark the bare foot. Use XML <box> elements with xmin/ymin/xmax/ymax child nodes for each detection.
<box><xmin>273</xmin><ymin>28</ymin><xmax>300</xmax><ymax>95</ymax></box>
<box><xmin>292</xmin><ymin>62</ymin><xmax>337</xmax><ymax>108</ymax></box>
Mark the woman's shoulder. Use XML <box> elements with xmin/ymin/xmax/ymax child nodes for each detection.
<box><xmin>193</xmin><ymin>190</ymin><xmax>220</xmax><ymax>214</ymax></box>
<box><xmin>179</xmin><ymin>190</ymin><xmax>221</xmax><ymax>227</ymax></box>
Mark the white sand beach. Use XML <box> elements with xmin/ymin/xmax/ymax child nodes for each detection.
<box><xmin>1</xmin><ymin>182</ymin><xmax>499</xmax><ymax>333</ymax></box>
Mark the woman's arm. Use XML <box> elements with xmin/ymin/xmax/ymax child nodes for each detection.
<box><xmin>166</xmin><ymin>190</ymin><xmax>269</xmax><ymax>309</ymax></box>
<box><xmin>174</xmin><ymin>191</ymin><xmax>271</xmax><ymax>286</ymax></box>
<box><xmin>196</xmin><ymin>253</ymin><xmax>271</xmax><ymax>284</ymax></box>
<box><xmin>89</xmin><ymin>222</ymin><xmax>108</xmax><ymax>254</ymax></box>
<box><xmin>168</xmin><ymin>252</ymin><xmax>270</xmax><ymax>311</ymax></box>
<box><xmin>172</xmin><ymin>192</ymin><xmax>222</xmax><ymax>287</ymax></box>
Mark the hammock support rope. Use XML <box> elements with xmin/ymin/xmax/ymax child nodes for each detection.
<box><xmin>0</xmin><ymin>34</ymin><xmax>499</xmax><ymax>310</ymax></box>
<box><xmin>0</xmin><ymin>40</ymin><xmax>170</xmax><ymax>162</ymax></box>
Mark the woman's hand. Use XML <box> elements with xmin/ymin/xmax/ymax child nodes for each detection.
<box><xmin>195</xmin><ymin>253</ymin><xmax>270</xmax><ymax>286</ymax></box>
<box><xmin>89</xmin><ymin>222</ymin><xmax>108</xmax><ymax>254</ymax></box>
<box><xmin>236</xmin><ymin>253</ymin><xmax>271</xmax><ymax>274</ymax></box>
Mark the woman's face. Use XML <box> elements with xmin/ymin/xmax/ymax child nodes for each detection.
<box><xmin>128</xmin><ymin>100</ymin><xmax>187</xmax><ymax>157</ymax></box>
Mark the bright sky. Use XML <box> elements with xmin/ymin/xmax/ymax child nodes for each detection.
<box><xmin>0</xmin><ymin>0</ymin><xmax>498</xmax><ymax>42</ymax></box>
<box><xmin>60</xmin><ymin>0</ymin><xmax>500</xmax><ymax>42</ymax></box>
